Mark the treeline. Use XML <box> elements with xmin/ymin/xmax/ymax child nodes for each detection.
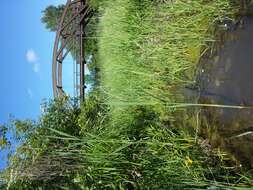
<box><xmin>0</xmin><ymin>92</ymin><xmax>107</xmax><ymax>189</ymax></box>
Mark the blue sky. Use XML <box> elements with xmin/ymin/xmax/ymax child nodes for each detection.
<box><xmin>0</xmin><ymin>0</ymin><xmax>67</xmax><ymax>170</ymax></box>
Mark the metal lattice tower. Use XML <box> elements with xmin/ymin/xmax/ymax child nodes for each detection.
<box><xmin>52</xmin><ymin>0</ymin><xmax>93</xmax><ymax>102</ymax></box>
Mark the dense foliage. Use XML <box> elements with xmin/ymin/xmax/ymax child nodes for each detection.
<box><xmin>1</xmin><ymin>95</ymin><xmax>253</xmax><ymax>189</ymax></box>
<box><xmin>41</xmin><ymin>5</ymin><xmax>65</xmax><ymax>32</ymax></box>
<box><xmin>1</xmin><ymin>0</ymin><xmax>253</xmax><ymax>189</ymax></box>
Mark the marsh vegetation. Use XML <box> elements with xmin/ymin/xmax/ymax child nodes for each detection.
<box><xmin>1</xmin><ymin>0</ymin><xmax>253</xmax><ymax>189</ymax></box>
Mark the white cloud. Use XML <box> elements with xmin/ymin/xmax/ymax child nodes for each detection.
<box><xmin>33</xmin><ymin>63</ymin><xmax>40</xmax><ymax>73</ymax></box>
<box><xmin>26</xmin><ymin>49</ymin><xmax>41</xmax><ymax>74</ymax></box>
<box><xmin>26</xmin><ymin>49</ymin><xmax>38</xmax><ymax>63</ymax></box>
<box><xmin>27</xmin><ymin>88</ymin><xmax>34</xmax><ymax>99</ymax></box>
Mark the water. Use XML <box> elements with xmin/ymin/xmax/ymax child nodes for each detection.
<box><xmin>197</xmin><ymin>16</ymin><xmax>253</xmax><ymax>168</ymax></box>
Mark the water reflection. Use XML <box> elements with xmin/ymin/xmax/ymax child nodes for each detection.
<box><xmin>198</xmin><ymin>16</ymin><xmax>253</xmax><ymax>167</ymax></box>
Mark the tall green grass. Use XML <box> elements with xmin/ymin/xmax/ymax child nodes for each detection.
<box><xmin>4</xmin><ymin>1</ymin><xmax>253</xmax><ymax>189</ymax></box>
<box><xmin>90</xmin><ymin>0</ymin><xmax>253</xmax><ymax>188</ymax></box>
<box><xmin>98</xmin><ymin>0</ymin><xmax>238</xmax><ymax>122</ymax></box>
<box><xmin>40</xmin><ymin>119</ymin><xmax>253</xmax><ymax>189</ymax></box>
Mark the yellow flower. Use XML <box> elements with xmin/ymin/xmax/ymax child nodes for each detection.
<box><xmin>185</xmin><ymin>156</ymin><xmax>193</xmax><ymax>166</ymax></box>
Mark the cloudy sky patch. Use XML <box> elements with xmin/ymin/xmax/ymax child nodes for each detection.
<box><xmin>26</xmin><ymin>49</ymin><xmax>38</xmax><ymax>63</ymax></box>
<box><xmin>26</xmin><ymin>49</ymin><xmax>41</xmax><ymax>73</ymax></box>
<box><xmin>33</xmin><ymin>63</ymin><xmax>40</xmax><ymax>73</ymax></box>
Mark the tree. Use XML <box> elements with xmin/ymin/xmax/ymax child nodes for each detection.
<box><xmin>41</xmin><ymin>5</ymin><xmax>65</xmax><ymax>32</ymax></box>
<box><xmin>0</xmin><ymin>97</ymin><xmax>83</xmax><ymax>189</ymax></box>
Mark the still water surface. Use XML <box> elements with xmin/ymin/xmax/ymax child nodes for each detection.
<box><xmin>197</xmin><ymin>16</ymin><xmax>253</xmax><ymax>167</ymax></box>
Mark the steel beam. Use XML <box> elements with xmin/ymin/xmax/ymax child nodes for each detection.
<box><xmin>52</xmin><ymin>0</ymin><xmax>92</xmax><ymax>102</ymax></box>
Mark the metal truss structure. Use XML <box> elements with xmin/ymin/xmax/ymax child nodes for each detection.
<box><xmin>52</xmin><ymin>0</ymin><xmax>93</xmax><ymax>102</ymax></box>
